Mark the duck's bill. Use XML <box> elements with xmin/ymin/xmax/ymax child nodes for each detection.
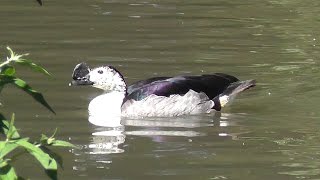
<box><xmin>70</xmin><ymin>62</ymin><xmax>93</xmax><ymax>86</ymax></box>
<box><xmin>70</xmin><ymin>79</ymin><xmax>94</xmax><ymax>86</ymax></box>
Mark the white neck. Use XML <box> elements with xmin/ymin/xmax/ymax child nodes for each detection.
<box><xmin>88</xmin><ymin>91</ymin><xmax>125</xmax><ymax>127</ymax></box>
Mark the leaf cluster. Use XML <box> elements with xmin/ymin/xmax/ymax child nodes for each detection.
<box><xmin>0</xmin><ymin>47</ymin><xmax>76</xmax><ymax>180</ymax></box>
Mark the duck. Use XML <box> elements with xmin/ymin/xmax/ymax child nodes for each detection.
<box><xmin>70</xmin><ymin>62</ymin><xmax>255</xmax><ymax>126</ymax></box>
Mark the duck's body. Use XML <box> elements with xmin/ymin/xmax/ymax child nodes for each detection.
<box><xmin>123</xmin><ymin>89</ymin><xmax>214</xmax><ymax>117</ymax></box>
<box><xmin>71</xmin><ymin>63</ymin><xmax>255</xmax><ymax>125</ymax></box>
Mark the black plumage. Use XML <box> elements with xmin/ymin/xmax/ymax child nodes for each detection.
<box><xmin>125</xmin><ymin>73</ymin><xmax>241</xmax><ymax>101</ymax></box>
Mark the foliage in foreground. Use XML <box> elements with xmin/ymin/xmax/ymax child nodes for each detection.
<box><xmin>0</xmin><ymin>47</ymin><xmax>75</xmax><ymax>180</ymax></box>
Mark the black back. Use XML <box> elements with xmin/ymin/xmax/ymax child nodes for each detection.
<box><xmin>125</xmin><ymin>73</ymin><xmax>239</xmax><ymax>102</ymax></box>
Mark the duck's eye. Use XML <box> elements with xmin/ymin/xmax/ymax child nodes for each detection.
<box><xmin>98</xmin><ymin>70</ymin><xmax>104</xmax><ymax>74</ymax></box>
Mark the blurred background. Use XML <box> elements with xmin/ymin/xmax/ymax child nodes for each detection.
<box><xmin>1</xmin><ymin>0</ymin><xmax>320</xmax><ymax>179</ymax></box>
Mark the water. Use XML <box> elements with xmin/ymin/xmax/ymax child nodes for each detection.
<box><xmin>1</xmin><ymin>0</ymin><xmax>320</xmax><ymax>179</ymax></box>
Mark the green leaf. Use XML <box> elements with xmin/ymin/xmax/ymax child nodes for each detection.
<box><xmin>40</xmin><ymin>129</ymin><xmax>77</xmax><ymax>148</ymax></box>
<box><xmin>0</xmin><ymin>75</ymin><xmax>14</xmax><ymax>87</ymax></box>
<box><xmin>40</xmin><ymin>134</ymin><xmax>49</xmax><ymax>144</ymax></box>
<box><xmin>0</xmin><ymin>141</ymin><xmax>19</xmax><ymax>159</ymax></box>
<box><xmin>15</xmin><ymin>139</ymin><xmax>57</xmax><ymax>170</ymax></box>
<box><xmin>1</xmin><ymin>66</ymin><xmax>16</xmax><ymax>76</ymax></box>
<box><xmin>47</xmin><ymin>138</ymin><xmax>55</xmax><ymax>145</ymax></box>
<box><xmin>0</xmin><ymin>75</ymin><xmax>55</xmax><ymax>114</ymax></box>
<box><xmin>15</xmin><ymin>59</ymin><xmax>51</xmax><ymax>77</ymax></box>
<box><xmin>0</xmin><ymin>120</ymin><xmax>20</xmax><ymax>139</ymax></box>
<box><xmin>51</xmin><ymin>140</ymin><xmax>77</xmax><ymax>148</ymax></box>
<box><xmin>40</xmin><ymin>134</ymin><xmax>55</xmax><ymax>146</ymax></box>
<box><xmin>47</xmin><ymin>128</ymin><xmax>57</xmax><ymax>145</ymax></box>
<box><xmin>0</xmin><ymin>160</ymin><xmax>18</xmax><ymax>180</ymax></box>
<box><xmin>0</xmin><ymin>113</ymin><xmax>20</xmax><ymax>139</ymax></box>
<box><xmin>0</xmin><ymin>159</ymin><xmax>8</xmax><ymax>168</ymax></box>
<box><xmin>40</xmin><ymin>146</ymin><xmax>64</xmax><ymax>169</ymax></box>
<box><xmin>6</xmin><ymin>114</ymin><xmax>16</xmax><ymax>140</ymax></box>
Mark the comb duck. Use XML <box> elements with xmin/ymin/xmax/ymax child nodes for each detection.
<box><xmin>70</xmin><ymin>63</ymin><xmax>255</xmax><ymax>126</ymax></box>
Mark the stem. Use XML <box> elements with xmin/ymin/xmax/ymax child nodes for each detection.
<box><xmin>0</xmin><ymin>59</ymin><xmax>11</xmax><ymax>68</ymax></box>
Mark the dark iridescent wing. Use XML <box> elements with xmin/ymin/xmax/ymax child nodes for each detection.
<box><xmin>127</xmin><ymin>77</ymin><xmax>170</xmax><ymax>94</ymax></box>
<box><xmin>125</xmin><ymin>73</ymin><xmax>239</xmax><ymax>101</ymax></box>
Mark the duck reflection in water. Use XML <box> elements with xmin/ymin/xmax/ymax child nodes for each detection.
<box><xmin>86</xmin><ymin>112</ymin><xmax>245</xmax><ymax>155</ymax></box>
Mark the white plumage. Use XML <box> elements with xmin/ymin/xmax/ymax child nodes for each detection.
<box><xmin>122</xmin><ymin>90</ymin><xmax>214</xmax><ymax>117</ymax></box>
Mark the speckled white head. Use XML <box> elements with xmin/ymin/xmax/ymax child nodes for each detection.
<box><xmin>88</xmin><ymin>66</ymin><xmax>127</xmax><ymax>92</ymax></box>
<box><xmin>71</xmin><ymin>63</ymin><xmax>127</xmax><ymax>93</ymax></box>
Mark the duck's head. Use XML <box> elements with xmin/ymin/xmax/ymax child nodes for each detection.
<box><xmin>70</xmin><ymin>62</ymin><xmax>126</xmax><ymax>92</ymax></box>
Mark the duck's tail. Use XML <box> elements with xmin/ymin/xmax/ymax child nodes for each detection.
<box><xmin>212</xmin><ymin>80</ymin><xmax>256</xmax><ymax>111</ymax></box>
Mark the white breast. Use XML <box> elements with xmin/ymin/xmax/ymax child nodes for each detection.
<box><xmin>88</xmin><ymin>90</ymin><xmax>214</xmax><ymax>126</ymax></box>
<box><xmin>88</xmin><ymin>91</ymin><xmax>125</xmax><ymax>126</ymax></box>
<box><xmin>121</xmin><ymin>90</ymin><xmax>214</xmax><ymax>117</ymax></box>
